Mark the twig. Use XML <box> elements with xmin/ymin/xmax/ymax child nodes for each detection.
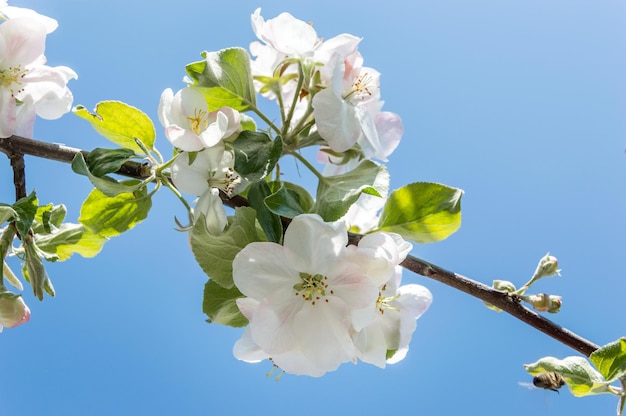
<box><xmin>0</xmin><ymin>134</ymin><xmax>600</xmax><ymax>357</ymax></box>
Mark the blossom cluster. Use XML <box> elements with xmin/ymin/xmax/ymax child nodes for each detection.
<box><xmin>250</xmin><ymin>8</ymin><xmax>403</xmax><ymax>174</ymax></box>
<box><xmin>232</xmin><ymin>214</ymin><xmax>432</xmax><ymax>376</ymax></box>
<box><xmin>158</xmin><ymin>85</ymin><xmax>247</xmax><ymax>234</ymax></box>
<box><xmin>0</xmin><ymin>2</ymin><xmax>76</xmax><ymax>138</ymax></box>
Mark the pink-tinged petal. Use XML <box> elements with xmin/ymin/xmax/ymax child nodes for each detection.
<box><xmin>249</xmin><ymin>297</ymin><xmax>302</xmax><ymax>354</ymax></box>
<box><xmin>316</xmin><ymin>34</ymin><xmax>362</xmax><ymax>64</ymax></box>
<box><xmin>0</xmin><ymin>293</ymin><xmax>31</xmax><ymax>329</ymax></box>
<box><xmin>0</xmin><ymin>89</ymin><xmax>17</xmax><ymax>138</ymax></box>
<box><xmin>372</xmin><ymin>111</ymin><xmax>403</xmax><ymax>161</ymax></box>
<box><xmin>0</xmin><ymin>17</ymin><xmax>46</xmax><ymax>66</ymax></box>
<box><xmin>312</xmin><ymin>88</ymin><xmax>360</xmax><ymax>152</ymax></box>
<box><xmin>328</xmin><ymin>261</ymin><xmax>379</xmax><ymax>310</ymax></box>
<box><xmin>235</xmin><ymin>297</ymin><xmax>259</xmax><ymax>320</ymax></box>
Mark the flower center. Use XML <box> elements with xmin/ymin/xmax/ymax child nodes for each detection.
<box><xmin>376</xmin><ymin>284</ymin><xmax>400</xmax><ymax>315</ymax></box>
<box><xmin>293</xmin><ymin>272</ymin><xmax>334</xmax><ymax>305</ymax></box>
<box><xmin>186</xmin><ymin>109</ymin><xmax>209</xmax><ymax>135</ymax></box>
<box><xmin>0</xmin><ymin>65</ymin><xmax>27</xmax><ymax>96</ymax></box>
<box><xmin>342</xmin><ymin>72</ymin><xmax>377</xmax><ymax>103</ymax></box>
<box><xmin>208</xmin><ymin>166</ymin><xmax>242</xmax><ymax>197</ymax></box>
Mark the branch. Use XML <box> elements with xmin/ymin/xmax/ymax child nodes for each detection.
<box><xmin>0</xmin><ymin>134</ymin><xmax>600</xmax><ymax>357</ymax></box>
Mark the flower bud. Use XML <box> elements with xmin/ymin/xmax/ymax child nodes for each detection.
<box><xmin>538</xmin><ymin>253</ymin><xmax>560</xmax><ymax>278</ymax></box>
<box><xmin>524</xmin><ymin>293</ymin><xmax>562</xmax><ymax>313</ymax></box>
<box><xmin>0</xmin><ymin>292</ymin><xmax>31</xmax><ymax>331</ymax></box>
<box><xmin>493</xmin><ymin>280</ymin><xmax>516</xmax><ymax>293</ymax></box>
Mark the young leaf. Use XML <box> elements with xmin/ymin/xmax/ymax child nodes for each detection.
<box><xmin>12</xmin><ymin>191</ymin><xmax>38</xmax><ymax>237</ymax></box>
<box><xmin>35</xmin><ymin>223</ymin><xmax>107</xmax><ymax>261</ymax></box>
<box><xmin>72</xmin><ymin>153</ymin><xmax>147</xmax><ymax>197</ymax></box>
<box><xmin>190</xmin><ymin>207</ymin><xmax>260</xmax><ymax>289</ymax></box>
<box><xmin>73</xmin><ymin>101</ymin><xmax>155</xmax><ymax>153</ymax></box>
<box><xmin>22</xmin><ymin>236</ymin><xmax>55</xmax><ymax>300</ymax></box>
<box><xmin>377</xmin><ymin>182</ymin><xmax>463</xmax><ymax>243</ymax></box>
<box><xmin>203</xmin><ymin>280</ymin><xmax>248</xmax><ymax>328</ymax></box>
<box><xmin>33</xmin><ymin>204</ymin><xmax>66</xmax><ymax>234</ymax></box>
<box><xmin>0</xmin><ymin>205</ymin><xmax>18</xmax><ymax>225</ymax></box>
<box><xmin>78</xmin><ymin>186</ymin><xmax>152</xmax><ymax>237</ymax></box>
<box><xmin>185</xmin><ymin>47</ymin><xmax>256</xmax><ymax>111</ymax></box>
<box><xmin>86</xmin><ymin>148</ymin><xmax>137</xmax><ymax>177</ymax></box>
<box><xmin>591</xmin><ymin>338</ymin><xmax>626</xmax><ymax>383</ymax></box>
<box><xmin>247</xmin><ymin>181</ymin><xmax>283</xmax><ymax>243</ymax></box>
<box><xmin>232</xmin><ymin>131</ymin><xmax>282</xmax><ymax>181</ymax></box>
<box><xmin>525</xmin><ymin>356</ymin><xmax>612</xmax><ymax>397</ymax></box>
<box><xmin>313</xmin><ymin>160</ymin><xmax>389</xmax><ymax>222</ymax></box>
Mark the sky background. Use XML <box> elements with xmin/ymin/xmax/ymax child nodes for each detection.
<box><xmin>1</xmin><ymin>1</ymin><xmax>625</xmax><ymax>415</ymax></box>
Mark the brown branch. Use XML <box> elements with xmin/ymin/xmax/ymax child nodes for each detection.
<box><xmin>0</xmin><ymin>134</ymin><xmax>600</xmax><ymax>357</ymax></box>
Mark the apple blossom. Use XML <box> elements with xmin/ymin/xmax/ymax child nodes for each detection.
<box><xmin>171</xmin><ymin>143</ymin><xmax>243</xmax><ymax>234</ymax></box>
<box><xmin>158</xmin><ymin>87</ymin><xmax>241</xmax><ymax>152</ymax></box>
<box><xmin>0</xmin><ymin>291</ymin><xmax>30</xmax><ymax>332</ymax></box>
<box><xmin>232</xmin><ymin>214</ymin><xmax>380</xmax><ymax>376</ymax></box>
<box><xmin>353</xmin><ymin>269</ymin><xmax>432</xmax><ymax>368</ymax></box>
<box><xmin>0</xmin><ymin>13</ymin><xmax>76</xmax><ymax>138</ymax></box>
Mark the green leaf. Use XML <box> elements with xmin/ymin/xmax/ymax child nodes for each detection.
<box><xmin>185</xmin><ymin>47</ymin><xmax>256</xmax><ymax>111</ymax></box>
<box><xmin>190</xmin><ymin>207</ymin><xmax>260</xmax><ymax>289</ymax></box>
<box><xmin>12</xmin><ymin>191</ymin><xmax>38</xmax><ymax>237</ymax></box>
<box><xmin>22</xmin><ymin>236</ymin><xmax>55</xmax><ymax>300</ymax></box>
<box><xmin>525</xmin><ymin>356</ymin><xmax>612</xmax><ymax>397</ymax></box>
<box><xmin>78</xmin><ymin>186</ymin><xmax>152</xmax><ymax>237</ymax></box>
<box><xmin>73</xmin><ymin>101</ymin><xmax>155</xmax><ymax>153</ymax></box>
<box><xmin>265</xmin><ymin>185</ymin><xmax>308</xmax><ymax>218</ymax></box>
<box><xmin>0</xmin><ymin>205</ymin><xmax>18</xmax><ymax>224</ymax></box>
<box><xmin>203</xmin><ymin>279</ymin><xmax>248</xmax><ymax>327</ymax></box>
<box><xmin>72</xmin><ymin>153</ymin><xmax>146</xmax><ymax>197</ymax></box>
<box><xmin>377</xmin><ymin>182</ymin><xmax>463</xmax><ymax>243</ymax></box>
<box><xmin>591</xmin><ymin>338</ymin><xmax>626</xmax><ymax>382</ymax></box>
<box><xmin>313</xmin><ymin>160</ymin><xmax>389</xmax><ymax>222</ymax></box>
<box><xmin>35</xmin><ymin>223</ymin><xmax>107</xmax><ymax>261</ymax></box>
<box><xmin>86</xmin><ymin>148</ymin><xmax>137</xmax><ymax>177</ymax></box>
<box><xmin>232</xmin><ymin>131</ymin><xmax>282</xmax><ymax>181</ymax></box>
<box><xmin>247</xmin><ymin>181</ymin><xmax>283</xmax><ymax>243</ymax></box>
<box><xmin>32</xmin><ymin>204</ymin><xmax>66</xmax><ymax>234</ymax></box>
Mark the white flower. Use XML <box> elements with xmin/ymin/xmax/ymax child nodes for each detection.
<box><xmin>158</xmin><ymin>87</ymin><xmax>241</xmax><ymax>151</ymax></box>
<box><xmin>172</xmin><ymin>143</ymin><xmax>242</xmax><ymax>234</ymax></box>
<box><xmin>0</xmin><ymin>15</ymin><xmax>76</xmax><ymax>138</ymax></box>
<box><xmin>232</xmin><ymin>214</ymin><xmax>379</xmax><ymax>376</ymax></box>
<box><xmin>251</xmin><ymin>8</ymin><xmax>319</xmax><ymax>57</ymax></box>
<box><xmin>312</xmin><ymin>51</ymin><xmax>402</xmax><ymax>163</ymax></box>
<box><xmin>353</xmin><ymin>268</ymin><xmax>432</xmax><ymax>368</ymax></box>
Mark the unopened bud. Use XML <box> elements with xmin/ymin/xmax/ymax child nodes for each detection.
<box><xmin>0</xmin><ymin>292</ymin><xmax>31</xmax><ymax>331</ymax></box>
<box><xmin>537</xmin><ymin>253</ymin><xmax>560</xmax><ymax>278</ymax></box>
<box><xmin>493</xmin><ymin>280</ymin><xmax>516</xmax><ymax>293</ymax></box>
<box><xmin>524</xmin><ymin>293</ymin><xmax>562</xmax><ymax>313</ymax></box>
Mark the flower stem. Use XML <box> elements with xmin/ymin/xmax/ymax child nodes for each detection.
<box><xmin>287</xmin><ymin>150</ymin><xmax>325</xmax><ymax>182</ymax></box>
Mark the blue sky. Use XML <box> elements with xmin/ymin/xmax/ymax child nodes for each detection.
<box><xmin>1</xmin><ymin>1</ymin><xmax>625</xmax><ymax>415</ymax></box>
